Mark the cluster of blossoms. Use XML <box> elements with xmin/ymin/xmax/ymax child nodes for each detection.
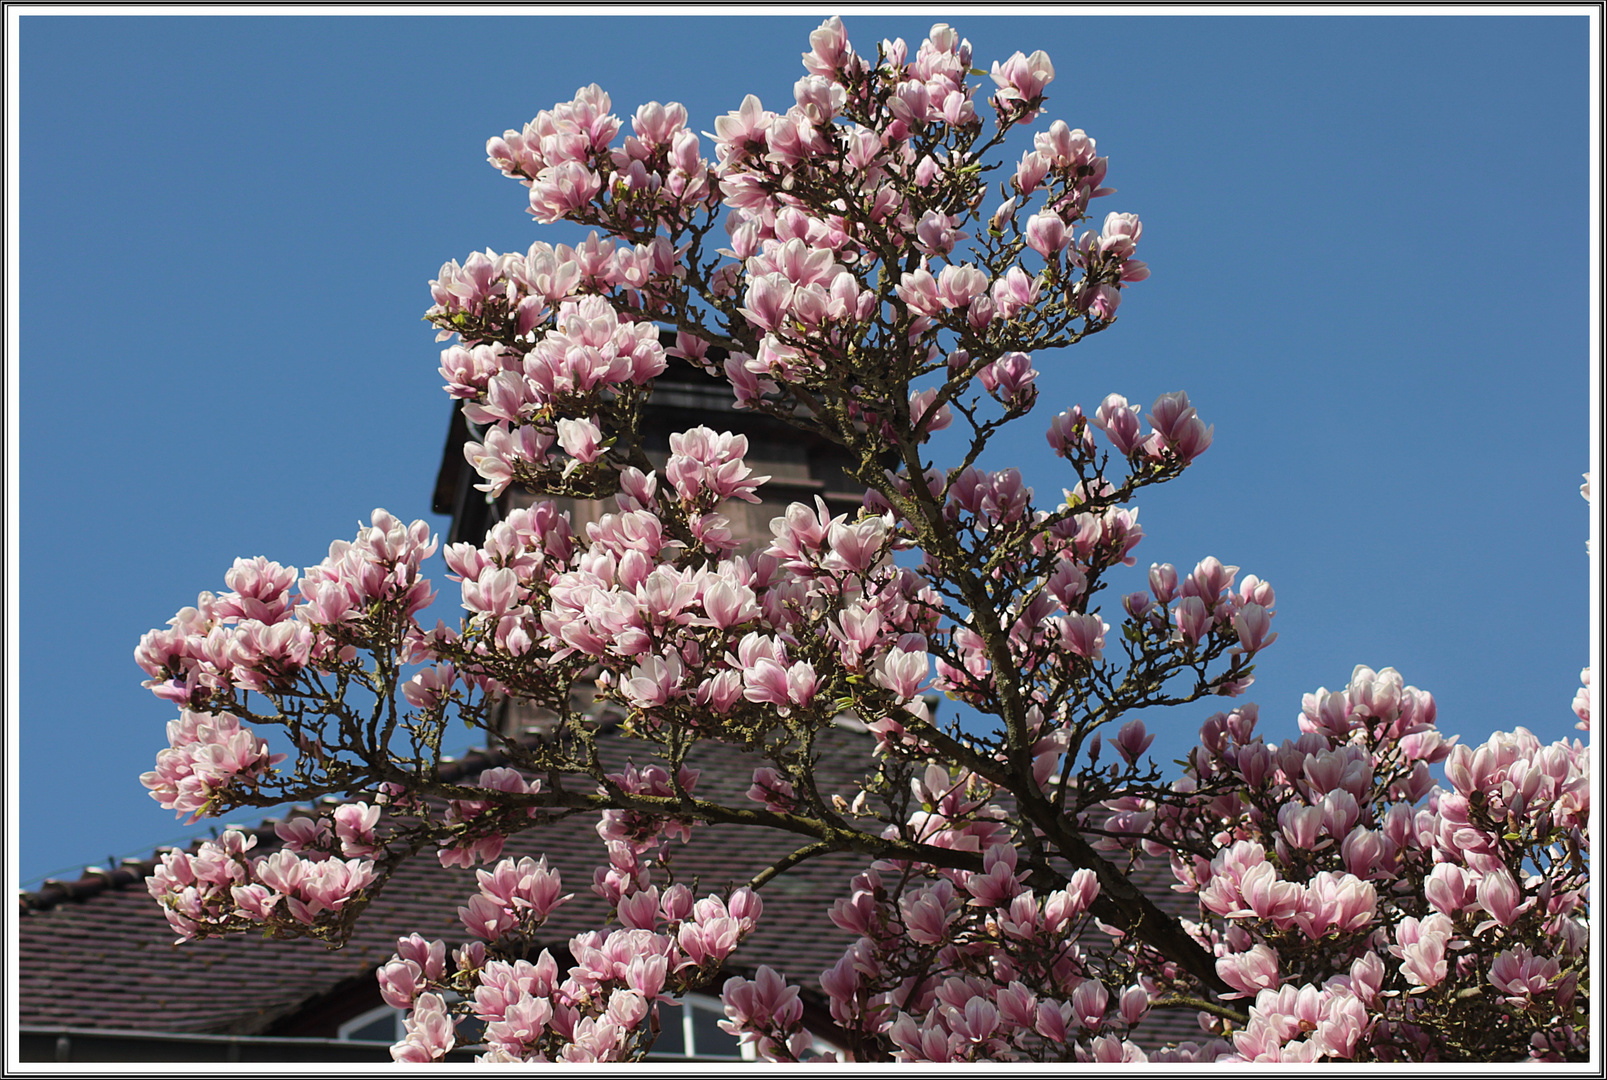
<box><xmin>374</xmin><ymin>851</ymin><xmax>766</xmax><ymax>1063</ymax></box>
<box><xmin>440</xmin><ymin>447</ymin><xmax>958</xmax><ymax>758</ymax></box>
<box><xmin>137</xmin><ymin>16</ymin><xmax>1588</xmax><ymax>1065</ymax></box>
<box><xmin>146</xmin><ymin>826</ymin><xmax>377</xmax><ymax>945</ymax></box>
<box><xmin>139</xmin><ymin>710</ymin><xmax>283</xmax><ymax>820</ymax></box>
<box><xmin>788</xmin><ymin>826</ymin><xmax>1160</xmax><ymax>1063</ymax></box>
<box><xmin>134</xmin><ymin>513</ymin><xmax>437</xmax><ymax>714</ymax></box>
<box><xmin>1111</xmin><ymin>664</ymin><xmax>1593</xmax><ymax>1061</ymax></box>
<box><xmin>426</xmin><ymin>15</ymin><xmax>1157</xmax><ymax>505</ymax></box>
<box><xmin>1081</xmin><ymin>390</ymin><xmax>1212</xmax><ymax>465</ymax></box>
<box><xmin>712</xmin><ymin>663</ymin><xmax>1592</xmax><ymax>1064</ymax></box>
<box><xmin>438</xmin><ymin>768</ymin><xmax>543</xmax><ymax>868</ymax></box>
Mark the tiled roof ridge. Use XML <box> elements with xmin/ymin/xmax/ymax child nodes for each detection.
<box><xmin>24</xmin><ymin>723</ymin><xmax>1185</xmax><ymax>923</ymax></box>
<box><xmin>16</xmin><ymin>734</ymin><xmax>546</xmax><ymax>915</ymax></box>
<box><xmin>17</xmin><ymin>719</ymin><xmax>885</xmax><ymax>915</ymax></box>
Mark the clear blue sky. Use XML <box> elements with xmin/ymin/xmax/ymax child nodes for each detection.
<box><xmin>14</xmin><ymin>12</ymin><xmax>1595</xmax><ymax>887</ymax></box>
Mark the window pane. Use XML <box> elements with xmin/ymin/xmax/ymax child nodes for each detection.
<box><xmin>457</xmin><ymin>1014</ymin><xmax>487</xmax><ymax>1045</ymax></box>
<box><xmin>343</xmin><ymin>1013</ymin><xmax>397</xmax><ymax>1043</ymax></box>
<box><xmin>691</xmin><ymin>1002</ymin><xmax>742</xmax><ymax>1058</ymax></box>
<box><xmin>647</xmin><ymin>1000</ymin><xmax>685</xmax><ymax>1058</ymax></box>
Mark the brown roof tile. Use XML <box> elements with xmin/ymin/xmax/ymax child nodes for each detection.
<box><xmin>19</xmin><ymin>723</ymin><xmax>1208</xmax><ymax>1051</ymax></box>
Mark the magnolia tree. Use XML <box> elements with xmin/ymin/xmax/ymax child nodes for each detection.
<box><xmin>135</xmin><ymin>18</ymin><xmax>1590</xmax><ymax>1063</ymax></box>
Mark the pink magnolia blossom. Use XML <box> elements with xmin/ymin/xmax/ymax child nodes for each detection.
<box><xmin>874</xmin><ymin>646</ymin><xmax>929</xmax><ymax>700</ymax></box>
<box><xmin>1218</xmin><ymin>943</ymin><xmax>1281</xmax><ymax>997</ymax></box>
<box><xmin>915</xmin><ymin>209</ymin><xmax>963</xmax><ymax>255</ymax></box>
<box><xmin>1475</xmin><ymin>866</ymin><xmax>1526</xmax><ymax>928</ymax></box>
<box><xmin>1232</xmin><ymin>602</ymin><xmax>1278</xmax><ymax>654</ymax></box>
<box><xmin>1146</xmin><ymin>390</ymin><xmax>1213</xmax><ymax>462</ymax></box>
<box><xmin>1111</xmin><ymin>719</ymin><xmax>1154</xmax><ymax>764</ymax></box>
<box><xmin>1489</xmin><ymin>945</ymin><xmax>1560</xmax><ymax>1003</ymax></box>
<box><xmin>392</xmin><ymin>992</ymin><xmax>456</xmax><ymax>1062</ymax></box>
<box><xmin>990</xmin><ymin>266</ymin><xmax>1039</xmax><ymax>318</ymax></box>
<box><xmin>990</xmin><ymin>49</ymin><xmax>1055</xmax><ymax>111</ymax></box>
<box><xmin>333</xmin><ymin>802</ymin><xmax>381</xmax><ymax>857</ymax></box>
<box><xmin>1090</xmin><ymin>394</ymin><xmax>1143</xmax><ymax>456</ymax></box>
<box><xmin>529</xmin><ymin>161</ymin><xmax>602</xmax><ymax>224</ymax></box>
<box><xmin>1071</xmin><ymin>979</ymin><xmax>1108</xmax><ymax>1030</ymax></box>
<box><xmin>555</xmin><ymin>416</ymin><xmax>603</xmax><ymax>464</ymax></box>
<box><xmin>140</xmin><ymin>712</ymin><xmax>284</xmax><ymax>821</ymax></box>
<box><xmin>1025</xmin><ymin>210</ymin><xmax>1069</xmax><ymax>257</ymax></box>
<box><xmin>1059</xmin><ymin>612</ymin><xmax>1108</xmax><ymax>663</ymax></box>
<box><xmin>801</xmin><ymin>15</ymin><xmax>852</xmax><ymax>77</ymax></box>
<box><xmin>1098</xmin><ymin>212</ymin><xmax>1143</xmax><ymax>258</ymax></box>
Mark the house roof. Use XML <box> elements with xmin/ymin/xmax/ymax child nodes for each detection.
<box><xmin>18</xmin><ymin>723</ymin><xmax>873</xmax><ymax>1038</ymax></box>
<box><xmin>19</xmin><ymin>721</ymin><xmax>1213</xmax><ymax>1051</ymax></box>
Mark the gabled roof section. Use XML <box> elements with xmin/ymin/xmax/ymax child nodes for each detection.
<box><xmin>19</xmin><ymin>720</ymin><xmax>1211</xmax><ymax>1051</ymax></box>
<box><xmin>18</xmin><ymin>725</ymin><xmax>873</xmax><ymax>1037</ymax></box>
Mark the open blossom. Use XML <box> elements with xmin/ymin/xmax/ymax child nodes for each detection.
<box><xmin>1396</xmin><ymin>915</ymin><xmax>1452</xmax><ymax>989</ymax></box>
<box><xmin>915</xmin><ymin>209</ymin><xmax>964</xmax><ymax>255</ymax></box>
<box><xmin>1172</xmin><ymin>595</ymin><xmax>1211</xmax><ymax>645</ymax></box>
<box><xmin>522</xmin><ymin>294</ymin><xmax>666</xmax><ymax>399</ymax></box>
<box><xmin>555</xmin><ymin>416</ymin><xmax>603</xmax><ymax>464</ymax></box>
<box><xmin>1099</xmin><ymin>212</ymin><xmax>1142</xmax><ymax>258</ymax></box>
<box><xmin>1112</xmin><ymin>719</ymin><xmax>1154</xmax><ymax>764</ymax></box>
<box><xmin>909</xmin><ymin>387</ymin><xmax>954</xmax><ymax>436</ymax></box>
<box><xmin>529</xmin><ymin>160</ymin><xmax>602</xmax><ymax>224</ymax></box>
<box><xmin>665</xmin><ymin>427</ymin><xmax>769</xmax><ymax>505</ymax></box>
<box><xmin>213</xmin><ymin>557</ymin><xmax>299</xmax><ymax>624</ymax></box>
<box><xmin>721</xmin><ymin>965</ymin><xmax>804</xmax><ymax>1035</ymax></box>
<box><xmin>624</xmin><ymin>650</ymin><xmax>684</xmax><ymax>709</ymax></box>
<box><xmin>333</xmin><ymin>802</ymin><xmax>382</xmax><ymax>857</ymax></box>
<box><xmin>1489</xmin><ymin>946</ymin><xmax>1560</xmax><ymax>1003</ymax></box>
<box><xmin>1045</xmin><ymin>406</ymin><xmax>1093</xmax><ymax>460</ymax></box>
<box><xmin>990</xmin><ymin>49</ymin><xmax>1055</xmax><ymax>110</ymax></box>
<box><xmin>990</xmin><ymin>266</ymin><xmax>1039</xmax><ymax>318</ymax></box>
<box><xmin>1475</xmin><ymin>866</ymin><xmax>1525</xmax><ymax>927</ymax></box>
<box><xmin>875</xmin><ymin>646</ymin><xmax>929</xmax><ymax>700</ymax></box>
<box><xmin>1232</xmin><ymin>603</ymin><xmax>1277</xmax><ymax>654</ymax></box>
<box><xmin>1145</xmin><ymin>390</ymin><xmax>1212</xmax><ymax>462</ymax></box>
<box><xmin>1059</xmin><ymin>612</ymin><xmax>1107</xmax><ymax>662</ymax></box>
<box><xmin>746</xmin><ymin>766</ymin><xmax>796</xmax><ymax>812</ymax></box>
<box><xmin>1218</xmin><ymin>944</ymin><xmax>1280</xmax><ymax>997</ymax></box>
<box><xmin>392</xmin><ymin>992</ymin><xmax>455</xmax><ymax>1062</ymax></box>
<box><xmin>978</xmin><ymin>352</ymin><xmax>1037</xmax><ymax>407</ymax></box>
